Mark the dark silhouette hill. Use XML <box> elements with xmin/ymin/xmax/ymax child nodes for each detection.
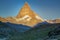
<box><xmin>6</xmin><ymin>22</ymin><xmax>60</xmax><ymax>40</ymax></box>
<box><xmin>0</xmin><ymin>21</ymin><xmax>60</xmax><ymax>40</ymax></box>
<box><xmin>0</xmin><ymin>21</ymin><xmax>31</xmax><ymax>38</ymax></box>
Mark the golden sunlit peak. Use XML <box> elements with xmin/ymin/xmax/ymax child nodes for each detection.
<box><xmin>25</xmin><ymin>2</ymin><xmax>28</xmax><ymax>4</ymax></box>
<box><xmin>23</xmin><ymin>2</ymin><xmax>30</xmax><ymax>8</ymax></box>
<box><xmin>25</xmin><ymin>2</ymin><xmax>29</xmax><ymax>5</ymax></box>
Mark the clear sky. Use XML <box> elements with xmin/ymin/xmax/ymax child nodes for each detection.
<box><xmin>0</xmin><ymin>0</ymin><xmax>60</xmax><ymax>20</ymax></box>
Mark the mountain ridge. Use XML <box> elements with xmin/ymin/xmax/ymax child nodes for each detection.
<box><xmin>0</xmin><ymin>2</ymin><xmax>60</xmax><ymax>26</ymax></box>
<box><xmin>0</xmin><ymin>2</ymin><xmax>44</xmax><ymax>26</ymax></box>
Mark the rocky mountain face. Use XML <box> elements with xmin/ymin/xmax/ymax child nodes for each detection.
<box><xmin>16</xmin><ymin>2</ymin><xmax>44</xmax><ymax>26</ymax></box>
<box><xmin>0</xmin><ymin>2</ymin><xmax>44</xmax><ymax>26</ymax></box>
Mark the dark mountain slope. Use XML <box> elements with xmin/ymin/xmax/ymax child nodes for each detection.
<box><xmin>47</xmin><ymin>25</ymin><xmax>60</xmax><ymax>40</ymax></box>
<box><xmin>7</xmin><ymin>23</ymin><xmax>60</xmax><ymax>40</ymax></box>
<box><xmin>5</xmin><ymin>22</ymin><xmax>31</xmax><ymax>32</ymax></box>
<box><xmin>0</xmin><ymin>21</ymin><xmax>31</xmax><ymax>39</ymax></box>
<box><xmin>0</xmin><ymin>21</ymin><xmax>16</xmax><ymax>38</ymax></box>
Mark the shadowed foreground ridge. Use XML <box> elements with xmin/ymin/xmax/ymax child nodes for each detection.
<box><xmin>0</xmin><ymin>21</ymin><xmax>60</xmax><ymax>40</ymax></box>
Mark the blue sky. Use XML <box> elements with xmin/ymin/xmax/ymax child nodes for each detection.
<box><xmin>0</xmin><ymin>0</ymin><xmax>60</xmax><ymax>20</ymax></box>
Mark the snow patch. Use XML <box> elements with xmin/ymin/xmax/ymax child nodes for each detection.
<box><xmin>14</xmin><ymin>15</ymin><xmax>31</xmax><ymax>22</ymax></box>
<box><xmin>27</xmin><ymin>17</ymin><xmax>31</xmax><ymax>21</ymax></box>
<box><xmin>36</xmin><ymin>16</ymin><xmax>44</xmax><ymax>21</ymax></box>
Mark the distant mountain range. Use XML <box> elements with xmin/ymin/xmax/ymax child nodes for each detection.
<box><xmin>0</xmin><ymin>2</ymin><xmax>60</xmax><ymax>27</ymax></box>
<box><xmin>47</xmin><ymin>19</ymin><xmax>60</xmax><ymax>23</ymax></box>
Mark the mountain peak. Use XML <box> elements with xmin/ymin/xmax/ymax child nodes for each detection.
<box><xmin>16</xmin><ymin>2</ymin><xmax>31</xmax><ymax>18</ymax></box>
<box><xmin>15</xmin><ymin>2</ymin><xmax>44</xmax><ymax>26</ymax></box>
<box><xmin>24</xmin><ymin>2</ymin><xmax>30</xmax><ymax>8</ymax></box>
<box><xmin>0</xmin><ymin>3</ymin><xmax>44</xmax><ymax>26</ymax></box>
<box><xmin>24</xmin><ymin>2</ymin><xmax>29</xmax><ymax>7</ymax></box>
